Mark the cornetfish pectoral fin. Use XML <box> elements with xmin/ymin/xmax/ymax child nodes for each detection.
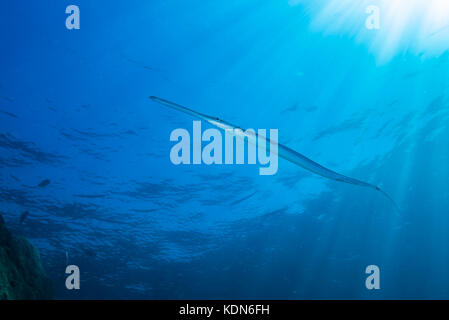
<box><xmin>150</xmin><ymin>96</ymin><xmax>400</xmax><ymax>212</ymax></box>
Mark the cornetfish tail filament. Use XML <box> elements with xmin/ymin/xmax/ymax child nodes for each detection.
<box><xmin>150</xmin><ymin>96</ymin><xmax>399</xmax><ymax>212</ymax></box>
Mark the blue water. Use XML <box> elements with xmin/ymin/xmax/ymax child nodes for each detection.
<box><xmin>1</xmin><ymin>0</ymin><xmax>449</xmax><ymax>299</ymax></box>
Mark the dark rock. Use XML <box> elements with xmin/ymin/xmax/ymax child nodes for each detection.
<box><xmin>0</xmin><ymin>214</ymin><xmax>53</xmax><ymax>299</ymax></box>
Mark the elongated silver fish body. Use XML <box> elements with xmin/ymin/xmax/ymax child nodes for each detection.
<box><xmin>150</xmin><ymin>96</ymin><xmax>399</xmax><ymax>211</ymax></box>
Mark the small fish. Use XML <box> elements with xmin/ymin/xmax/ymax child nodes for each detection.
<box><xmin>0</xmin><ymin>109</ymin><xmax>18</xmax><ymax>118</ymax></box>
<box><xmin>281</xmin><ymin>103</ymin><xmax>298</xmax><ymax>115</ymax></box>
<box><xmin>19</xmin><ymin>211</ymin><xmax>29</xmax><ymax>224</ymax></box>
<box><xmin>37</xmin><ymin>179</ymin><xmax>51</xmax><ymax>188</ymax></box>
<box><xmin>230</xmin><ymin>191</ymin><xmax>257</xmax><ymax>206</ymax></box>
<box><xmin>65</xmin><ymin>251</ymin><xmax>69</xmax><ymax>265</ymax></box>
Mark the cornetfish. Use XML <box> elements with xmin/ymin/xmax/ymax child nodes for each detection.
<box><xmin>150</xmin><ymin>96</ymin><xmax>399</xmax><ymax>211</ymax></box>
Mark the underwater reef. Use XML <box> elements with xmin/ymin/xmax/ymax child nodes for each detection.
<box><xmin>0</xmin><ymin>214</ymin><xmax>53</xmax><ymax>300</ymax></box>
